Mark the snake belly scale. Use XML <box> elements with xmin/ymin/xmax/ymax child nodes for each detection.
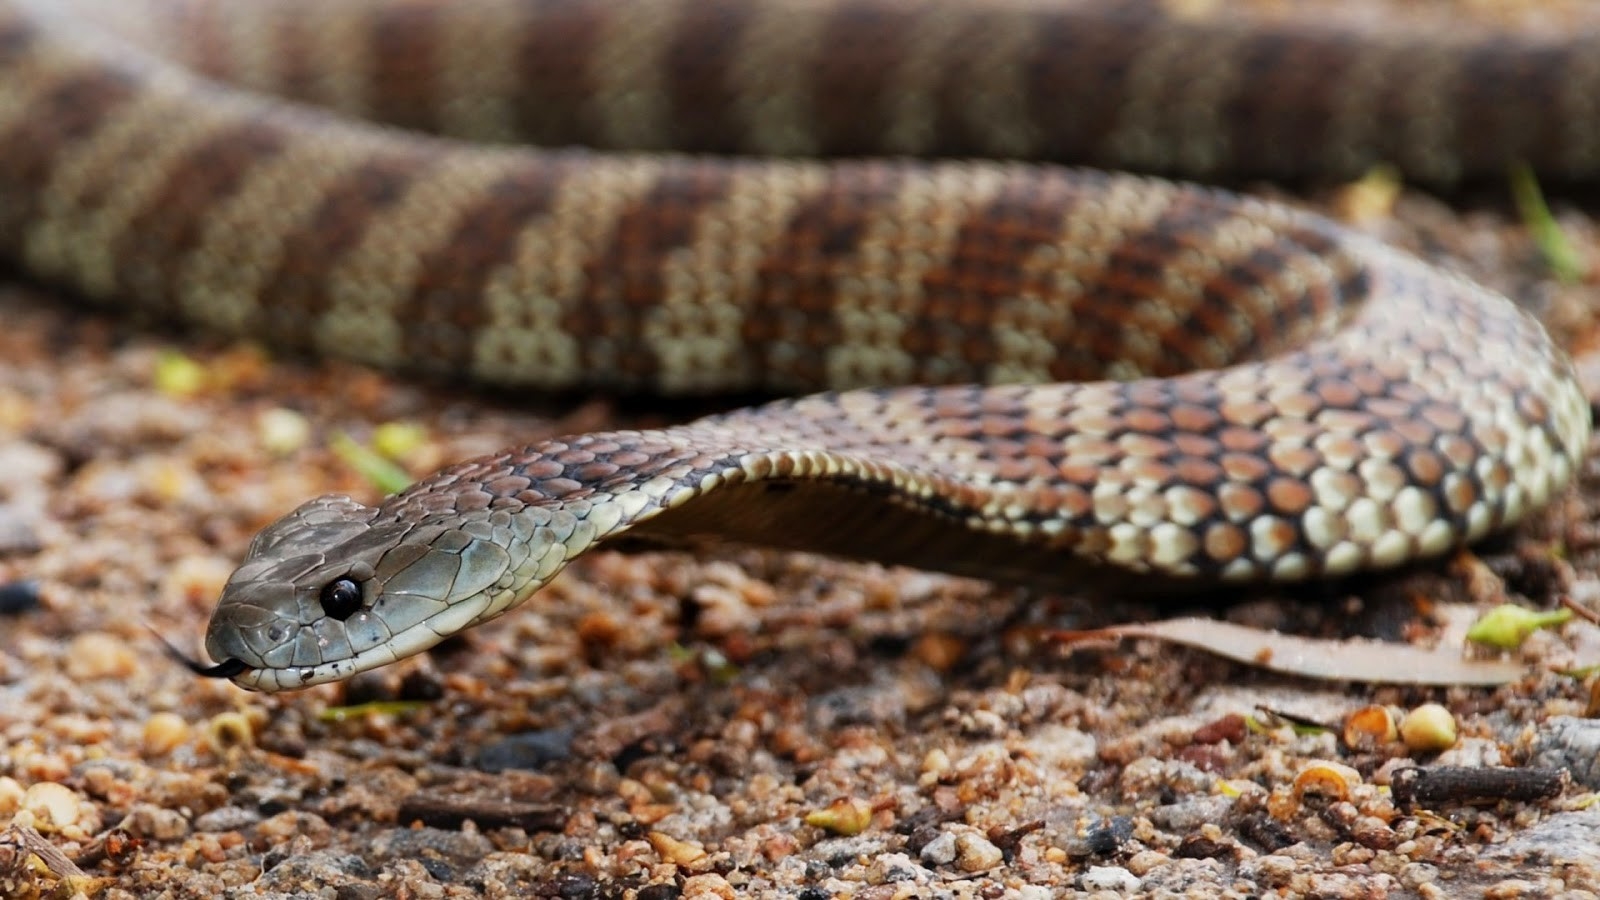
<box><xmin>0</xmin><ymin>0</ymin><xmax>1590</xmax><ymax>690</ymax></box>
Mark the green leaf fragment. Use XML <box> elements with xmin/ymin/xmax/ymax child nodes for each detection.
<box><xmin>153</xmin><ymin>349</ymin><xmax>207</xmax><ymax>397</ymax></box>
<box><xmin>1466</xmin><ymin>603</ymin><xmax>1573</xmax><ymax>650</ymax></box>
<box><xmin>331</xmin><ymin>431</ymin><xmax>414</xmax><ymax>494</ymax></box>
<box><xmin>373</xmin><ymin>420</ymin><xmax>429</xmax><ymax>460</ymax></box>
<box><xmin>1509</xmin><ymin>162</ymin><xmax>1586</xmax><ymax>284</ymax></box>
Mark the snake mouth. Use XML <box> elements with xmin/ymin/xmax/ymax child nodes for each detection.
<box><xmin>151</xmin><ymin>627</ymin><xmax>254</xmax><ymax>681</ymax></box>
<box><xmin>178</xmin><ymin>656</ymin><xmax>253</xmax><ymax>680</ymax></box>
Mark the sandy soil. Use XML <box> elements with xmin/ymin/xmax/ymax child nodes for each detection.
<box><xmin>8</xmin><ymin>12</ymin><xmax>1600</xmax><ymax>900</ymax></box>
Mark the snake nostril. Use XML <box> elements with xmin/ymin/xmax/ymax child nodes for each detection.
<box><xmin>319</xmin><ymin>577</ymin><xmax>364</xmax><ymax>621</ymax></box>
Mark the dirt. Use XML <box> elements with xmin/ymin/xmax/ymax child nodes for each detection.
<box><xmin>8</xmin><ymin>12</ymin><xmax>1600</xmax><ymax>900</ymax></box>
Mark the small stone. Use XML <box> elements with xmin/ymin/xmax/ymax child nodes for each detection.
<box><xmin>22</xmin><ymin>782</ymin><xmax>80</xmax><ymax>828</ymax></box>
<box><xmin>954</xmin><ymin>832</ymin><xmax>1003</xmax><ymax>872</ymax></box>
<box><xmin>1075</xmin><ymin>816</ymin><xmax>1136</xmax><ymax>857</ymax></box>
<box><xmin>0</xmin><ymin>509</ymin><xmax>40</xmax><ymax>557</ymax></box>
<box><xmin>1400</xmin><ymin>703</ymin><xmax>1458</xmax><ymax>753</ymax></box>
<box><xmin>804</xmin><ymin>797</ymin><xmax>873</xmax><ymax>836</ymax></box>
<box><xmin>960</xmin><ymin>709</ymin><xmax>1007</xmax><ymax>738</ymax></box>
<box><xmin>865</xmin><ymin>852</ymin><xmax>925</xmax><ymax>886</ymax></box>
<box><xmin>1081</xmin><ymin>865</ymin><xmax>1141</xmax><ymax>892</ymax></box>
<box><xmin>256</xmin><ymin>407</ymin><xmax>312</xmax><ymax>456</ymax></box>
<box><xmin>919</xmin><ymin>830</ymin><xmax>958</xmax><ymax>866</ymax></box>
<box><xmin>141</xmin><ymin>712</ymin><xmax>191</xmax><ymax>756</ymax></box>
<box><xmin>126</xmin><ymin>804</ymin><xmax>192</xmax><ymax>841</ymax></box>
<box><xmin>1351</xmin><ymin>814</ymin><xmax>1399</xmax><ymax>850</ymax></box>
<box><xmin>680</xmin><ymin>873</ymin><xmax>736</xmax><ymax>900</ymax></box>
<box><xmin>159</xmin><ymin>555</ymin><xmax>236</xmax><ymax>609</ymax></box>
<box><xmin>205</xmin><ymin>711</ymin><xmax>256</xmax><ymax>755</ymax></box>
<box><xmin>64</xmin><ymin>632</ymin><xmax>138</xmax><ymax>680</ymax></box>
<box><xmin>473</xmin><ymin>729</ymin><xmax>573</xmax><ymax>773</ymax></box>
<box><xmin>649</xmin><ymin>832</ymin><xmax>709</xmax><ymax>868</ymax></box>
<box><xmin>193</xmin><ymin>806</ymin><xmax>264</xmax><ymax>833</ymax></box>
<box><xmin>1124</xmin><ymin>849</ymin><xmax>1170</xmax><ymax>877</ymax></box>
<box><xmin>370</xmin><ymin>826</ymin><xmax>495</xmax><ymax>866</ymax></box>
<box><xmin>1531</xmin><ymin>717</ymin><xmax>1600</xmax><ymax>788</ymax></box>
<box><xmin>0</xmin><ymin>777</ymin><xmax>23</xmax><ymax>815</ymax></box>
<box><xmin>0</xmin><ymin>579</ymin><xmax>40</xmax><ymax>615</ymax></box>
<box><xmin>910</xmin><ymin>632</ymin><xmax>967</xmax><ymax>671</ymax></box>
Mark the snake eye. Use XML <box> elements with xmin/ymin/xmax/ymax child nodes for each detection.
<box><xmin>319</xmin><ymin>577</ymin><xmax>364</xmax><ymax>621</ymax></box>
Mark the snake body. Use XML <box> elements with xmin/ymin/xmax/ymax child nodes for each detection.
<box><xmin>0</xmin><ymin>0</ymin><xmax>1590</xmax><ymax>690</ymax></box>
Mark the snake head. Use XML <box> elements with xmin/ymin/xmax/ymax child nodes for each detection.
<box><xmin>193</xmin><ymin>494</ymin><xmax>517</xmax><ymax>691</ymax></box>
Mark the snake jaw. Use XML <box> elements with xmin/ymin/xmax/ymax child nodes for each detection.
<box><xmin>212</xmin><ymin>587</ymin><xmax>509</xmax><ymax>691</ymax></box>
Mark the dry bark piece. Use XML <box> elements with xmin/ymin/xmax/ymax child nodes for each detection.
<box><xmin>1054</xmin><ymin>615</ymin><xmax>1527</xmax><ymax>685</ymax></box>
<box><xmin>1389</xmin><ymin>766</ymin><xmax>1568</xmax><ymax>813</ymax></box>
<box><xmin>0</xmin><ymin>824</ymin><xmax>88</xmax><ymax>884</ymax></box>
<box><xmin>396</xmin><ymin>789</ymin><xmax>566</xmax><ymax>833</ymax></box>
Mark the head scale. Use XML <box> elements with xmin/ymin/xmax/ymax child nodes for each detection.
<box><xmin>192</xmin><ymin>494</ymin><xmax>517</xmax><ymax>690</ymax></box>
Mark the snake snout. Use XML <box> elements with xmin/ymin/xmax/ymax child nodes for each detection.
<box><xmin>203</xmin><ymin>577</ymin><xmax>301</xmax><ymax>671</ymax></box>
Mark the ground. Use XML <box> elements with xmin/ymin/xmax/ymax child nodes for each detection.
<box><xmin>9</xmin><ymin>14</ymin><xmax>1600</xmax><ymax>900</ymax></box>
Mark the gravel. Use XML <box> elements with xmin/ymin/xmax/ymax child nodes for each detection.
<box><xmin>7</xmin><ymin>20</ymin><xmax>1600</xmax><ymax>900</ymax></box>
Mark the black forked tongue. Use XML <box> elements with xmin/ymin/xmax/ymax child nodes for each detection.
<box><xmin>149</xmin><ymin>626</ymin><xmax>251</xmax><ymax>679</ymax></box>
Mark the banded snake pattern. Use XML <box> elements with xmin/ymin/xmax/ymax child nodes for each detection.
<box><xmin>0</xmin><ymin>0</ymin><xmax>1590</xmax><ymax>690</ymax></box>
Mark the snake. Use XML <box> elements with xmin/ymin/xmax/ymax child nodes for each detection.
<box><xmin>0</xmin><ymin>0</ymin><xmax>1591</xmax><ymax>691</ymax></box>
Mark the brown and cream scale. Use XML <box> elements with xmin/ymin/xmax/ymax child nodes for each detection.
<box><xmin>0</xmin><ymin>0</ymin><xmax>1590</xmax><ymax>690</ymax></box>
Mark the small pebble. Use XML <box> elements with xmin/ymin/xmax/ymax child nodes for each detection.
<box><xmin>1530</xmin><ymin>717</ymin><xmax>1600</xmax><ymax>788</ymax></box>
<box><xmin>919</xmin><ymin>830</ymin><xmax>958</xmax><ymax>866</ymax></box>
<box><xmin>142</xmin><ymin>712</ymin><xmax>192</xmax><ymax>757</ymax></box>
<box><xmin>954</xmin><ymin>832</ymin><xmax>1003</xmax><ymax>872</ymax></box>
<box><xmin>473</xmin><ymin>729</ymin><xmax>573</xmax><ymax>773</ymax></box>
<box><xmin>804</xmin><ymin>797</ymin><xmax>873</xmax><ymax>836</ymax></box>
<box><xmin>256</xmin><ymin>407</ymin><xmax>311</xmax><ymax>456</ymax></box>
<box><xmin>865</xmin><ymin>853</ymin><xmax>924</xmax><ymax>885</ymax></box>
<box><xmin>22</xmin><ymin>782</ymin><xmax>80</xmax><ymax>828</ymax></box>
<box><xmin>649</xmin><ymin>832</ymin><xmax>709</xmax><ymax>868</ymax></box>
<box><xmin>1081</xmin><ymin>865</ymin><xmax>1142</xmax><ymax>892</ymax></box>
<box><xmin>1077</xmin><ymin>816</ymin><xmax>1135</xmax><ymax>857</ymax></box>
<box><xmin>126</xmin><ymin>806</ymin><xmax>192</xmax><ymax>842</ymax></box>
<box><xmin>1400</xmin><ymin>703</ymin><xmax>1459</xmax><ymax>753</ymax></box>
<box><xmin>65</xmin><ymin>632</ymin><xmax>138</xmax><ymax>680</ymax></box>
<box><xmin>680</xmin><ymin>873</ymin><xmax>736</xmax><ymax>900</ymax></box>
<box><xmin>205</xmin><ymin>711</ymin><xmax>256</xmax><ymax>755</ymax></box>
<box><xmin>910</xmin><ymin>632</ymin><xmax>967</xmax><ymax>671</ymax></box>
<box><xmin>159</xmin><ymin>555</ymin><xmax>236</xmax><ymax>609</ymax></box>
<box><xmin>0</xmin><ymin>579</ymin><xmax>41</xmax><ymax>615</ymax></box>
<box><xmin>193</xmin><ymin>806</ymin><xmax>265</xmax><ymax>833</ymax></box>
<box><xmin>0</xmin><ymin>776</ymin><xmax>23</xmax><ymax>814</ymax></box>
<box><xmin>0</xmin><ymin>511</ymin><xmax>40</xmax><ymax>557</ymax></box>
<box><xmin>371</xmin><ymin>827</ymin><xmax>494</xmax><ymax>867</ymax></box>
